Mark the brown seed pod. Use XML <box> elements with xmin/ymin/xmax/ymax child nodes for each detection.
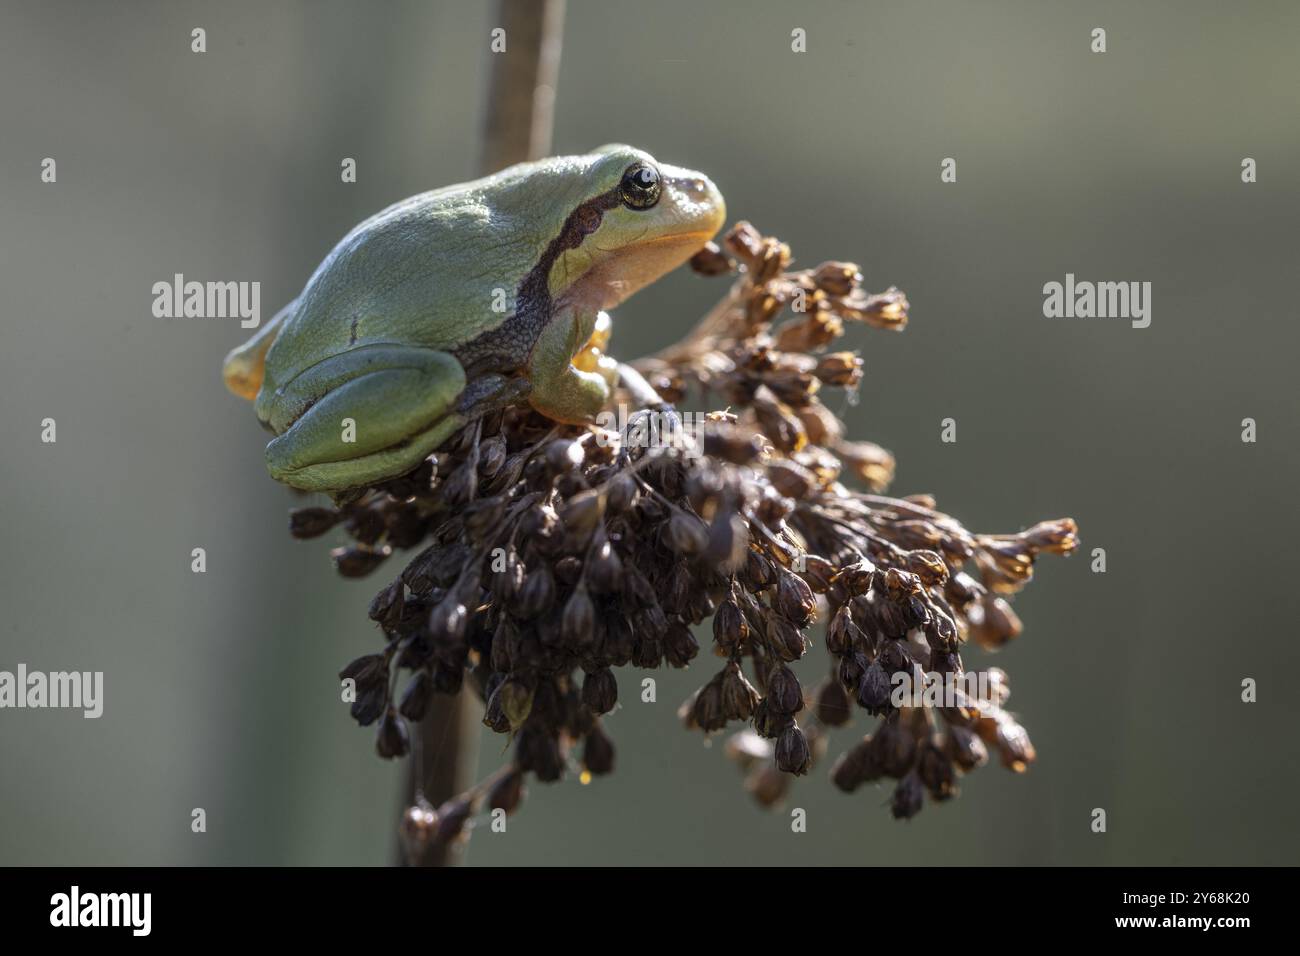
<box><xmin>581</xmin><ymin>667</ymin><xmax>618</xmax><ymax>715</ymax></box>
<box><xmin>290</xmin><ymin>506</ymin><xmax>340</xmax><ymax>539</ymax></box>
<box><xmin>331</xmin><ymin>544</ymin><xmax>392</xmax><ymax>578</ymax></box>
<box><xmin>775</xmin><ymin>724</ymin><xmax>811</xmax><ymax>775</ymax></box>
<box><xmin>375</xmin><ymin>708</ymin><xmax>410</xmax><ymax>759</ymax></box>
<box><xmin>689</xmin><ymin>241</ymin><xmax>735</xmax><ymax>276</ymax></box>
<box><xmin>486</xmin><ymin>768</ymin><xmax>526</xmax><ymax>815</ymax></box>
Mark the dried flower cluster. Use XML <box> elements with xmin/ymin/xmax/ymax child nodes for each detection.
<box><xmin>288</xmin><ymin>222</ymin><xmax>1078</xmax><ymax>857</ymax></box>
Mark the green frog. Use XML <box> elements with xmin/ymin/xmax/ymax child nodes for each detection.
<box><xmin>222</xmin><ymin>144</ymin><xmax>725</xmax><ymax>492</ymax></box>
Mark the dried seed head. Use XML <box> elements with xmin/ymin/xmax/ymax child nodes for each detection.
<box><xmin>479</xmin><ymin>434</ymin><xmax>508</xmax><ymax>478</ymax></box>
<box><xmin>970</xmin><ymin>594</ymin><xmax>1023</xmax><ymax>650</ymax></box>
<box><xmin>836</xmin><ymin>439</ymin><xmax>896</xmax><ymax>490</ymax></box>
<box><xmin>773</xmin><ymin>309</ymin><xmax>843</xmax><ymax>352</ymax></box>
<box><xmin>775</xmin><ymin>567</ymin><xmax>817</xmax><ymax>627</ymax></box>
<box><xmin>339</xmin><ymin>653</ymin><xmax>388</xmax><ymax>686</ymax></box>
<box><xmin>812</xmin><ymin>261</ymin><xmax>863</xmax><ymax>296</ymax></box>
<box><xmin>545</xmin><ymin>438</ymin><xmax>584</xmax><ymax>474</ymax></box>
<box><xmin>582</xmin><ymin>725</ymin><xmax>616</xmax><ymax>775</ymax></box>
<box><xmin>585</xmin><ymin>539</ymin><xmax>624</xmax><ymax>594</ymax></box>
<box><xmin>332</xmin><ymin>544</ymin><xmax>391</xmax><ymax>578</ymax></box>
<box><xmin>814</xmin><ymin>677</ymin><xmax>852</xmax><ymax>726</ymax></box>
<box><xmin>561</xmin><ymin>586</ymin><xmax>596</xmax><ymax>649</ymax></box>
<box><xmin>765</xmin><ymin>615</ymin><xmax>808</xmax><ymax>662</ymax></box>
<box><xmin>990</xmin><ymin>716</ymin><xmax>1036</xmax><ymax>772</ymax></box>
<box><xmin>766</xmin><ymin>663</ymin><xmax>805</xmax><ymax>716</ymax></box>
<box><xmin>830</xmin><ymin>746</ymin><xmax>867</xmax><ymax>793</ymax></box>
<box><xmin>745</xmin><ymin>763</ymin><xmax>790</xmax><ymax>808</ymax></box>
<box><xmin>581</xmin><ymin>667</ymin><xmax>619</xmax><ymax>715</ymax></box>
<box><xmin>857</xmin><ymin>660</ymin><xmax>893</xmax><ymax>715</ymax></box>
<box><xmin>946</xmin><ymin>724</ymin><xmax>989</xmax><ymax>771</ymax></box>
<box><xmin>720</xmin><ymin>662</ymin><xmax>759</xmax><ymax>721</ymax></box>
<box><xmin>350</xmin><ymin>681</ymin><xmax>387</xmax><ymax>727</ymax></box>
<box><xmin>798</xmin><ymin>554</ymin><xmax>836</xmax><ymax>593</ymax></box>
<box><xmin>375</xmin><ymin>708</ymin><xmax>410</xmax><ymax>759</ymax></box>
<box><xmin>890</xmin><ymin>771</ymin><xmax>925</xmax><ymax>819</ymax></box>
<box><xmin>690</xmin><ymin>241</ymin><xmax>735</xmax><ymax>276</ymax></box>
<box><xmin>429</xmin><ymin>599</ymin><xmax>469</xmax><ymax>650</ymax></box>
<box><xmin>1021</xmin><ymin>518</ymin><xmax>1080</xmax><ymax>555</ymax></box>
<box><xmin>919</xmin><ymin>740</ymin><xmax>958</xmax><ymax>801</ymax></box>
<box><xmin>874</xmin><ymin>717</ymin><xmax>917</xmax><ymax>778</ymax></box>
<box><xmin>516</xmin><ymin>565</ymin><xmax>556</xmax><ymax>617</ymax></box>
<box><xmin>840</xmin><ymin>287</ymin><xmax>909</xmax><ymax>331</ymax></box>
<box><xmin>308</xmin><ymin>221</ymin><xmax>1076</xmax><ymax>839</ymax></box>
<box><xmin>561</xmin><ymin>489</ymin><xmax>605</xmax><ymax>545</ymax></box>
<box><xmin>712</xmin><ymin>597</ymin><xmax>749</xmax><ymax>654</ymax></box>
<box><xmin>703</xmin><ymin>423</ymin><xmax>766</xmax><ymax>465</ymax></box>
<box><xmin>368</xmin><ymin>580</ymin><xmax>405</xmax><ymax>628</ymax></box>
<box><xmin>690</xmin><ymin>680</ymin><xmax>727</xmax><ymax>733</ymax></box>
<box><xmin>775</xmin><ymin>724</ymin><xmax>811</xmax><ymax>776</ymax></box>
<box><xmin>398</xmin><ymin>670</ymin><xmax>432</xmax><ymax>722</ymax></box>
<box><xmin>434</xmin><ymin>797</ymin><xmax>472</xmax><ymax>844</ymax></box>
<box><xmin>814</xmin><ymin>352</ymin><xmax>864</xmax><ymax>388</ymax></box>
<box><xmin>486</xmin><ymin>768</ymin><xmax>526</xmax><ymax>815</ymax></box>
<box><xmin>605</xmin><ymin>471</ymin><xmax>638</xmax><ymax>512</ymax></box>
<box><xmin>702</xmin><ymin>512</ymin><xmax>749</xmax><ymax>571</ymax></box>
<box><xmin>290</xmin><ymin>506</ymin><xmax>340</xmax><ymax>539</ymax></box>
<box><xmin>666</xmin><ymin>511</ymin><xmax>709</xmax><ymax>554</ymax></box>
<box><xmin>495</xmin><ymin>677</ymin><xmax>535</xmax><ymax>731</ymax></box>
<box><xmin>663</xmin><ymin>622</ymin><xmax>700</xmax><ymax>668</ymax></box>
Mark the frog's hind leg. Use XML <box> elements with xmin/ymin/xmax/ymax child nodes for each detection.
<box><xmin>264</xmin><ymin>346</ymin><xmax>467</xmax><ymax>493</ymax></box>
<box><xmin>222</xmin><ymin>299</ymin><xmax>296</xmax><ymax>401</ymax></box>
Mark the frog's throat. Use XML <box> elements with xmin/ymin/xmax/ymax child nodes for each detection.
<box><xmin>555</xmin><ymin>229</ymin><xmax>717</xmax><ymax>315</ymax></box>
<box><xmin>453</xmin><ymin>187</ymin><xmax>622</xmax><ymax>373</ymax></box>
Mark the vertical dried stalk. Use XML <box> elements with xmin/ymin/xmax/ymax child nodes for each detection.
<box><xmin>400</xmin><ymin>0</ymin><xmax>566</xmax><ymax>867</ymax></box>
<box><xmin>480</xmin><ymin>0</ymin><xmax>566</xmax><ymax>174</ymax></box>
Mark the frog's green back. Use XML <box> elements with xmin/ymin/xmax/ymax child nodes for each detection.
<box><xmin>259</xmin><ymin>151</ymin><xmax>622</xmax><ymax>397</ymax></box>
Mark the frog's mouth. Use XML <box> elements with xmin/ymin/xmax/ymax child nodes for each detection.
<box><xmin>558</xmin><ymin>229</ymin><xmax>719</xmax><ymax>313</ymax></box>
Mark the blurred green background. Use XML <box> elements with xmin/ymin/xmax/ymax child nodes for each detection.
<box><xmin>2</xmin><ymin>0</ymin><xmax>1297</xmax><ymax>865</ymax></box>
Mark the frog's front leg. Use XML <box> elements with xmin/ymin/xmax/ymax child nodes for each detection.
<box><xmin>528</xmin><ymin>307</ymin><xmax>617</xmax><ymax>423</ymax></box>
<box><xmin>262</xmin><ymin>345</ymin><xmax>467</xmax><ymax>493</ymax></box>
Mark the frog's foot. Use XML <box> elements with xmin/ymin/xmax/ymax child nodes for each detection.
<box><xmin>264</xmin><ymin>347</ymin><xmax>467</xmax><ymax>493</ymax></box>
<box><xmin>527</xmin><ymin>307</ymin><xmax>614</xmax><ymax>424</ymax></box>
<box><xmin>573</xmin><ymin>348</ymin><xmax>620</xmax><ymax>391</ymax></box>
<box><xmin>570</xmin><ymin>311</ymin><xmax>620</xmax><ymax>389</ymax></box>
<box><xmin>222</xmin><ymin>299</ymin><xmax>295</xmax><ymax>401</ymax></box>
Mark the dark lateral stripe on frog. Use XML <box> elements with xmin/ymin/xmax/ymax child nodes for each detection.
<box><xmin>452</xmin><ymin>186</ymin><xmax>623</xmax><ymax>376</ymax></box>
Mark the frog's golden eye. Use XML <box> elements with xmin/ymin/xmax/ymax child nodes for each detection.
<box><xmin>619</xmin><ymin>163</ymin><xmax>661</xmax><ymax>210</ymax></box>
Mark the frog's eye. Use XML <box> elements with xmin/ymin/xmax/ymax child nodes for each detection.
<box><xmin>619</xmin><ymin>163</ymin><xmax>661</xmax><ymax>210</ymax></box>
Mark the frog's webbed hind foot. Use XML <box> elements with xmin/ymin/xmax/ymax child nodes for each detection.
<box><xmin>222</xmin><ymin>299</ymin><xmax>296</xmax><ymax>401</ymax></box>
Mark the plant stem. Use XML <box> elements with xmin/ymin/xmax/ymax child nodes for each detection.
<box><xmin>399</xmin><ymin>0</ymin><xmax>566</xmax><ymax>868</ymax></box>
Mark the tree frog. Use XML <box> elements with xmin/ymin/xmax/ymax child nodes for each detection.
<box><xmin>222</xmin><ymin>144</ymin><xmax>725</xmax><ymax>493</ymax></box>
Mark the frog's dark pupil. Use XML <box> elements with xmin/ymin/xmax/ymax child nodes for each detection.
<box><xmin>621</xmin><ymin>163</ymin><xmax>661</xmax><ymax>209</ymax></box>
